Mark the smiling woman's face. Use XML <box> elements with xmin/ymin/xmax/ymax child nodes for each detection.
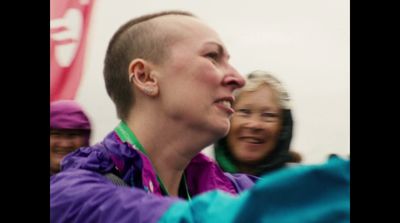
<box><xmin>50</xmin><ymin>129</ymin><xmax>87</xmax><ymax>174</ymax></box>
<box><xmin>227</xmin><ymin>84</ymin><xmax>282</xmax><ymax>165</ymax></box>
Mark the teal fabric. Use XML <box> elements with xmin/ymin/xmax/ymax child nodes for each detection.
<box><xmin>159</xmin><ymin>156</ymin><xmax>349</xmax><ymax>223</ymax></box>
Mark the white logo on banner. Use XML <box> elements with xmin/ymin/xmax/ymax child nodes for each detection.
<box><xmin>50</xmin><ymin>8</ymin><xmax>83</xmax><ymax>67</ymax></box>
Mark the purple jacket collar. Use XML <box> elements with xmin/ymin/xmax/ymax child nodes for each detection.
<box><xmin>61</xmin><ymin>131</ymin><xmax>248</xmax><ymax>197</ymax></box>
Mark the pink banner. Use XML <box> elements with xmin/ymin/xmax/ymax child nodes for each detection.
<box><xmin>50</xmin><ymin>0</ymin><xmax>95</xmax><ymax>102</ymax></box>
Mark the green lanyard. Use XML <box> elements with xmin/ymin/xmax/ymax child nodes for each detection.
<box><xmin>115</xmin><ymin>121</ymin><xmax>191</xmax><ymax>201</ymax></box>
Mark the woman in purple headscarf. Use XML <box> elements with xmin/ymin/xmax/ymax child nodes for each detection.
<box><xmin>50</xmin><ymin>100</ymin><xmax>91</xmax><ymax>175</ymax></box>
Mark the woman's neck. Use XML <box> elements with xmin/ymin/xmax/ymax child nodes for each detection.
<box><xmin>236</xmin><ymin>162</ymin><xmax>260</xmax><ymax>176</ymax></box>
<box><xmin>125</xmin><ymin>114</ymin><xmax>210</xmax><ymax>196</ymax></box>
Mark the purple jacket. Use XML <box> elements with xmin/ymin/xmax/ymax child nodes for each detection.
<box><xmin>50</xmin><ymin>131</ymin><xmax>256</xmax><ymax>223</ymax></box>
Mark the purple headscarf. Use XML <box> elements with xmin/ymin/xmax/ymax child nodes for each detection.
<box><xmin>50</xmin><ymin>100</ymin><xmax>91</xmax><ymax>146</ymax></box>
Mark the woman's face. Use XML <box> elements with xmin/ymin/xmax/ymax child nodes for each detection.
<box><xmin>154</xmin><ymin>16</ymin><xmax>245</xmax><ymax>139</ymax></box>
<box><xmin>227</xmin><ymin>85</ymin><xmax>282</xmax><ymax>165</ymax></box>
<box><xmin>50</xmin><ymin>129</ymin><xmax>87</xmax><ymax>173</ymax></box>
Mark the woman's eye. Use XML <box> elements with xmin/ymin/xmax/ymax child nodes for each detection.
<box><xmin>261</xmin><ymin>112</ymin><xmax>280</xmax><ymax>122</ymax></box>
<box><xmin>262</xmin><ymin>112</ymin><xmax>278</xmax><ymax>117</ymax></box>
<box><xmin>237</xmin><ymin>108</ymin><xmax>250</xmax><ymax>116</ymax></box>
<box><xmin>205</xmin><ymin>52</ymin><xmax>219</xmax><ymax>61</ymax></box>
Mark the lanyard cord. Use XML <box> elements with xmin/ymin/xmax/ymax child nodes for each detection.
<box><xmin>115</xmin><ymin>121</ymin><xmax>191</xmax><ymax>200</ymax></box>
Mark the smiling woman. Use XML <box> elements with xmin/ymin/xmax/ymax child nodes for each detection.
<box><xmin>50</xmin><ymin>100</ymin><xmax>91</xmax><ymax>176</ymax></box>
<box><xmin>215</xmin><ymin>70</ymin><xmax>297</xmax><ymax>176</ymax></box>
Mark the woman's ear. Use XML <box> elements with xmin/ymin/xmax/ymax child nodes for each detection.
<box><xmin>128</xmin><ymin>59</ymin><xmax>159</xmax><ymax>96</ymax></box>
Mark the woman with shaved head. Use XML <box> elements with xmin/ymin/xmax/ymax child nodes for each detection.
<box><xmin>50</xmin><ymin>10</ymin><xmax>349</xmax><ymax>223</ymax></box>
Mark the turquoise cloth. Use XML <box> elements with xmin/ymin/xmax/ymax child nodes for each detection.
<box><xmin>159</xmin><ymin>156</ymin><xmax>349</xmax><ymax>223</ymax></box>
